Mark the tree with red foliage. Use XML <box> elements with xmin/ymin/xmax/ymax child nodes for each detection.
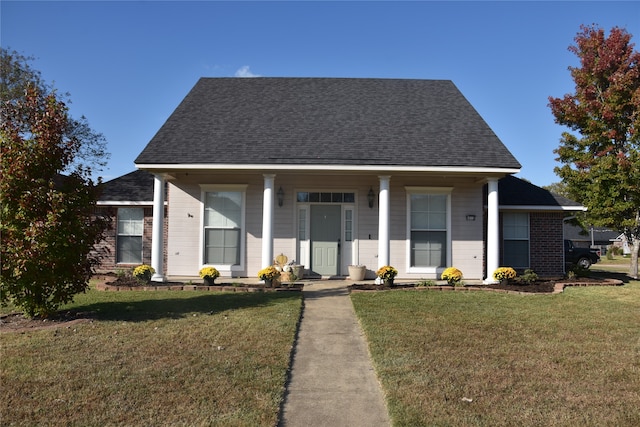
<box><xmin>1</xmin><ymin>49</ymin><xmax>109</xmax><ymax>317</ymax></box>
<box><xmin>549</xmin><ymin>25</ymin><xmax>640</xmax><ymax>278</ymax></box>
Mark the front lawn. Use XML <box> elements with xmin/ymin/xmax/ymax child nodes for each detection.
<box><xmin>1</xmin><ymin>288</ymin><xmax>302</xmax><ymax>426</ymax></box>
<box><xmin>352</xmin><ymin>276</ymin><xmax>640</xmax><ymax>426</ymax></box>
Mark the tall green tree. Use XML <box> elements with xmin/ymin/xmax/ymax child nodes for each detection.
<box><xmin>1</xmin><ymin>49</ymin><xmax>109</xmax><ymax>317</ymax></box>
<box><xmin>549</xmin><ymin>25</ymin><xmax>640</xmax><ymax>278</ymax></box>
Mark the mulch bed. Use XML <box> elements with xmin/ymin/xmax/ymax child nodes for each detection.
<box><xmin>350</xmin><ymin>277</ymin><xmax>623</xmax><ymax>294</ymax></box>
<box><xmin>95</xmin><ymin>275</ymin><xmax>303</xmax><ymax>292</ymax></box>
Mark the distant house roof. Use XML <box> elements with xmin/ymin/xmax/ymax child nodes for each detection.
<box><xmin>498</xmin><ymin>175</ymin><xmax>585</xmax><ymax>211</ymax></box>
<box><xmin>98</xmin><ymin>170</ymin><xmax>155</xmax><ymax>204</ymax></box>
<box><xmin>135</xmin><ymin>78</ymin><xmax>521</xmax><ymax>171</ymax></box>
<box><xmin>563</xmin><ymin>225</ymin><xmax>622</xmax><ymax>244</ymax></box>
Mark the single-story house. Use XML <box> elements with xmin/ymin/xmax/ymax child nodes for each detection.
<box><xmin>100</xmin><ymin>78</ymin><xmax>586</xmax><ymax>282</ymax></box>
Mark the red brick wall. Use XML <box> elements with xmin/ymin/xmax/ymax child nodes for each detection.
<box><xmin>93</xmin><ymin>206</ymin><xmax>167</xmax><ymax>274</ymax></box>
<box><xmin>495</xmin><ymin>211</ymin><xmax>565</xmax><ymax>278</ymax></box>
<box><xmin>529</xmin><ymin>212</ymin><xmax>565</xmax><ymax>277</ymax></box>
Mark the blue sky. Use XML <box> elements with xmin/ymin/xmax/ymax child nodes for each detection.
<box><xmin>2</xmin><ymin>1</ymin><xmax>639</xmax><ymax>186</ymax></box>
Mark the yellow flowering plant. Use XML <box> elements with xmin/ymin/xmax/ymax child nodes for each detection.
<box><xmin>258</xmin><ymin>266</ymin><xmax>281</xmax><ymax>281</ymax></box>
<box><xmin>441</xmin><ymin>267</ymin><xmax>463</xmax><ymax>285</ymax></box>
<box><xmin>376</xmin><ymin>265</ymin><xmax>398</xmax><ymax>280</ymax></box>
<box><xmin>199</xmin><ymin>267</ymin><xmax>220</xmax><ymax>279</ymax></box>
<box><xmin>133</xmin><ymin>264</ymin><xmax>155</xmax><ymax>282</ymax></box>
<box><xmin>493</xmin><ymin>267</ymin><xmax>517</xmax><ymax>281</ymax></box>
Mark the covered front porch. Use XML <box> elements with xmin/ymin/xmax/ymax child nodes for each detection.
<box><xmin>142</xmin><ymin>168</ymin><xmax>506</xmax><ymax>284</ymax></box>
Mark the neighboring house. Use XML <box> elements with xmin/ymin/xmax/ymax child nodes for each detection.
<box><xmin>564</xmin><ymin>224</ymin><xmax>620</xmax><ymax>247</ymax></box>
<box><xmin>564</xmin><ymin>223</ymin><xmax>629</xmax><ymax>254</ymax></box>
<box><xmin>109</xmin><ymin>77</ymin><xmax>585</xmax><ymax>282</ymax></box>
<box><xmin>93</xmin><ymin>170</ymin><xmax>166</xmax><ymax>272</ymax></box>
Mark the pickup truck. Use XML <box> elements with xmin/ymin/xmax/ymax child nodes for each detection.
<box><xmin>564</xmin><ymin>239</ymin><xmax>600</xmax><ymax>269</ymax></box>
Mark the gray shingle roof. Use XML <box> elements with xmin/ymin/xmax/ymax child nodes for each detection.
<box><xmin>99</xmin><ymin>170</ymin><xmax>154</xmax><ymax>202</ymax></box>
<box><xmin>135</xmin><ymin>78</ymin><xmax>521</xmax><ymax>169</ymax></box>
<box><xmin>498</xmin><ymin>176</ymin><xmax>583</xmax><ymax>208</ymax></box>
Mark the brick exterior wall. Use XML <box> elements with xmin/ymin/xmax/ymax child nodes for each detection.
<box><xmin>93</xmin><ymin>206</ymin><xmax>167</xmax><ymax>274</ymax></box>
<box><xmin>495</xmin><ymin>211</ymin><xmax>565</xmax><ymax>278</ymax></box>
<box><xmin>528</xmin><ymin>212</ymin><xmax>565</xmax><ymax>277</ymax></box>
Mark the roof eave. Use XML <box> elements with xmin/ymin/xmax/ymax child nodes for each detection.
<box><xmin>499</xmin><ymin>205</ymin><xmax>587</xmax><ymax>212</ymax></box>
<box><xmin>135</xmin><ymin>163</ymin><xmax>521</xmax><ymax>175</ymax></box>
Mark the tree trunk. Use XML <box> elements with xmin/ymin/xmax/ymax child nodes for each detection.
<box><xmin>630</xmin><ymin>237</ymin><xmax>639</xmax><ymax>279</ymax></box>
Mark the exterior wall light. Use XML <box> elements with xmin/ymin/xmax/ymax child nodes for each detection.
<box><xmin>466</xmin><ymin>214</ymin><xmax>476</xmax><ymax>221</ymax></box>
<box><xmin>277</xmin><ymin>186</ymin><xmax>284</xmax><ymax>207</ymax></box>
<box><xmin>368</xmin><ymin>187</ymin><xmax>375</xmax><ymax>209</ymax></box>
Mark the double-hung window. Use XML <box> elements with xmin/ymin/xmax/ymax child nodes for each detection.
<box><xmin>117</xmin><ymin>207</ymin><xmax>144</xmax><ymax>264</ymax></box>
<box><xmin>203</xmin><ymin>189</ymin><xmax>245</xmax><ymax>267</ymax></box>
<box><xmin>407</xmin><ymin>188</ymin><xmax>451</xmax><ymax>270</ymax></box>
<box><xmin>503</xmin><ymin>212</ymin><xmax>530</xmax><ymax>268</ymax></box>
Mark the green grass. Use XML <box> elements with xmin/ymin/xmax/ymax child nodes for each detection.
<box><xmin>352</xmin><ymin>277</ymin><xmax>640</xmax><ymax>426</ymax></box>
<box><xmin>1</xmin><ymin>288</ymin><xmax>302</xmax><ymax>426</ymax></box>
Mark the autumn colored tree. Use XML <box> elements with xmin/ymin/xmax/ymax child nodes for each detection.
<box><xmin>549</xmin><ymin>25</ymin><xmax>640</xmax><ymax>278</ymax></box>
<box><xmin>0</xmin><ymin>49</ymin><xmax>109</xmax><ymax>317</ymax></box>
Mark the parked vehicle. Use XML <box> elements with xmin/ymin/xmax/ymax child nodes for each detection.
<box><xmin>564</xmin><ymin>239</ymin><xmax>600</xmax><ymax>269</ymax></box>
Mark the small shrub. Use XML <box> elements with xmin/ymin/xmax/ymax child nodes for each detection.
<box><xmin>441</xmin><ymin>267</ymin><xmax>463</xmax><ymax>286</ymax></box>
<box><xmin>133</xmin><ymin>264</ymin><xmax>155</xmax><ymax>283</ymax></box>
<box><xmin>493</xmin><ymin>267</ymin><xmax>517</xmax><ymax>282</ymax></box>
<box><xmin>258</xmin><ymin>266</ymin><xmax>280</xmax><ymax>281</ymax></box>
<box><xmin>377</xmin><ymin>265</ymin><xmax>398</xmax><ymax>281</ymax></box>
<box><xmin>416</xmin><ymin>279</ymin><xmax>437</xmax><ymax>287</ymax></box>
<box><xmin>520</xmin><ymin>269</ymin><xmax>539</xmax><ymax>284</ymax></box>
<box><xmin>569</xmin><ymin>265</ymin><xmax>591</xmax><ymax>278</ymax></box>
<box><xmin>606</xmin><ymin>250</ymin><xmax>614</xmax><ymax>260</ymax></box>
<box><xmin>199</xmin><ymin>267</ymin><xmax>220</xmax><ymax>280</ymax></box>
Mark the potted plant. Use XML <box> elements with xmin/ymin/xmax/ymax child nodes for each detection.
<box><xmin>291</xmin><ymin>264</ymin><xmax>305</xmax><ymax>280</ymax></box>
<box><xmin>199</xmin><ymin>266</ymin><xmax>220</xmax><ymax>286</ymax></box>
<box><xmin>493</xmin><ymin>267</ymin><xmax>517</xmax><ymax>285</ymax></box>
<box><xmin>441</xmin><ymin>267</ymin><xmax>463</xmax><ymax>286</ymax></box>
<box><xmin>133</xmin><ymin>264</ymin><xmax>155</xmax><ymax>283</ymax></box>
<box><xmin>258</xmin><ymin>266</ymin><xmax>281</xmax><ymax>287</ymax></box>
<box><xmin>348</xmin><ymin>265</ymin><xmax>366</xmax><ymax>281</ymax></box>
<box><xmin>376</xmin><ymin>265</ymin><xmax>398</xmax><ymax>286</ymax></box>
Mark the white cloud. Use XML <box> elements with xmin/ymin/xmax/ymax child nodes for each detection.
<box><xmin>234</xmin><ymin>65</ymin><xmax>261</xmax><ymax>78</ymax></box>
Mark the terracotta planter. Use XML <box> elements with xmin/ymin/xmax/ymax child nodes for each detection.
<box><xmin>348</xmin><ymin>265</ymin><xmax>366</xmax><ymax>281</ymax></box>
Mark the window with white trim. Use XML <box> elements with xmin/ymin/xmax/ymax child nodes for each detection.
<box><xmin>117</xmin><ymin>207</ymin><xmax>144</xmax><ymax>264</ymax></box>
<box><xmin>203</xmin><ymin>191</ymin><xmax>242</xmax><ymax>266</ymax></box>
<box><xmin>503</xmin><ymin>212</ymin><xmax>530</xmax><ymax>268</ymax></box>
<box><xmin>409</xmin><ymin>192</ymin><xmax>449</xmax><ymax>268</ymax></box>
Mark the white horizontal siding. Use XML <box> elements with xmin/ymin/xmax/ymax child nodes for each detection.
<box><xmin>164</xmin><ymin>172</ymin><xmax>487</xmax><ymax>280</ymax></box>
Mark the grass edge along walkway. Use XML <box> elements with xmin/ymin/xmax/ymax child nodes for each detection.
<box><xmin>351</xmin><ymin>280</ymin><xmax>640</xmax><ymax>427</ymax></box>
<box><xmin>1</xmin><ymin>289</ymin><xmax>303</xmax><ymax>426</ymax></box>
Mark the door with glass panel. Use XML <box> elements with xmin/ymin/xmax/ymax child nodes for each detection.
<box><xmin>310</xmin><ymin>205</ymin><xmax>341</xmax><ymax>276</ymax></box>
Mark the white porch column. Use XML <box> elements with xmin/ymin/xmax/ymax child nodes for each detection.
<box><xmin>378</xmin><ymin>176</ymin><xmax>391</xmax><ymax>268</ymax></box>
<box><xmin>261</xmin><ymin>174</ymin><xmax>275</xmax><ymax>268</ymax></box>
<box><xmin>151</xmin><ymin>173</ymin><xmax>166</xmax><ymax>282</ymax></box>
<box><xmin>484</xmin><ymin>177</ymin><xmax>500</xmax><ymax>284</ymax></box>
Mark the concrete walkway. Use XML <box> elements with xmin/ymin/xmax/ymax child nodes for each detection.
<box><xmin>279</xmin><ymin>281</ymin><xmax>391</xmax><ymax>427</ymax></box>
